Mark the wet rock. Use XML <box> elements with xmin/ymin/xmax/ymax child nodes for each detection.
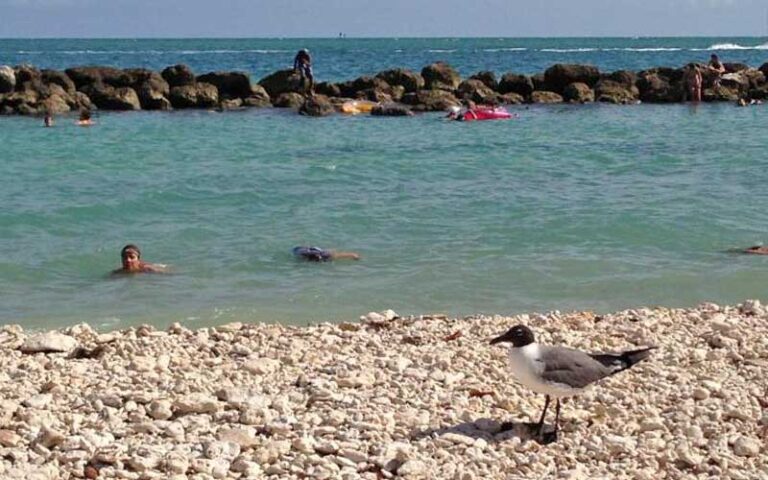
<box><xmin>0</xmin><ymin>65</ymin><xmax>15</xmax><ymax>93</ymax></box>
<box><xmin>169</xmin><ymin>83</ymin><xmax>219</xmax><ymax>108</ymax></box>
<box><xmin>400</xmin><ymin>89</ymin><xmax>460</xmax><ymax>111</ymax></box>
<box><xmin>258</xmin><ymin>69</ymin><xmax>306</xmax><ymax>98</ymax></box>
<box><xmin>421</xmin><ymin>62</ymin><xmax>461</xmax><ymax>90</ymax></box>
<box><xmin>161</xmin><ymin>64</ymin><xmax>196</xmax><ymax>88</ymax></box>
<box><xmin>530</xmin><ymin>91</ymin><xmax>564</xmax><ymax>104</ymax></box>
<box><xmin>376</xmin><ymin>68</ymin><xmax>425</xmax><ymax>92</ymax></box>
<box><xmin>498</xmin><ymin>73</ymin><xmax>534</xmax><ymax>97</ymax></box>
<box><xmin>299</xmin><ymin>94</ymin><xmax>334</xmax><ymax>117</ymax></box>
<box><xmin>197</xmin><ymin>71</ymin><xmax>254</xmax><ymax>99</ymax></box>
<box><xmin>371</xmin><ymin>103</ymin><xmax>413</xmax><ymax>116</ymax></box>
<box><xmin>544</xmin><ymin>63</ymin><xmax>600</xmax><ymax>93</ymax></box>
<box><xmin>563</xmin><ymin>82</ymin><xmax>594</xmax><ymax>103</ymax></box>
<box><xmin>272</xmin><ymin>92</ymin><xmax>305</xmax><ymax>109</ymax></box>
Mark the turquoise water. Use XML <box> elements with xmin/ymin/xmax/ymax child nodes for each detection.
<box><xmin>2</xmin><ymin>38</ymin><xmax>768</xmax><ymax>330</ymax></box>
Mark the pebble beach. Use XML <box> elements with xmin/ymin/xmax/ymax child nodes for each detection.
<box><xmin>1</xmin><ymin>301</ymin><xmax>766</xmax><ymax>479</ymax></box>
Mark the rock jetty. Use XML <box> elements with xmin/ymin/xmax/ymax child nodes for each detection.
<box><xmin>2</xmin><ymin>61</ymin><xmax>768</xmax><ymax>118</ymax></box>
<box><xmin>0</xmin><ymin>301</ymin><xmax>766</xmax><ymax>479</ymax></box>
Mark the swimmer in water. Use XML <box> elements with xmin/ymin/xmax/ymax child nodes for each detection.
<box><xmin>742</xmin><ymin>245</ymin><xmax>768</xmax><ymax>255</ymax></box>
<box><xmin>292</xmin><ymin>246</ymin><xmax>360</xmax><ymax>262</ymax></box>
<box><xmin>77</xmin><ymin>109</ymin><xmax>94</xmax><ymax>126</ymax></box>
<box><xmin>112</xmin><ymin>244</ymin><xmax>168</xmax><ymax>274</ymax></box>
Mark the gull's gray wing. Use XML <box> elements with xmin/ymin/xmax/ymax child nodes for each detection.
<box><xmin>537</xmin><ymin>346</ymin><xmax>613</xmax><ymax>389</ymax></box>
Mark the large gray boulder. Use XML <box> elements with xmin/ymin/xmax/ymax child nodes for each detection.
<box><xmin>258</xmin><ymin>69</ymin><xmax>306</xmax><ymax>98</ymax></box>
<box><xmin>41</xmin><ymin>70</ymin><xmax>76</xmax><ymax>95</ymax></box>
<box><xmin>161</xmin><ymin>64</ymin><xmax>196</xmax><ymax>88</ymax></box>
<box><xmin>169</xmin><ymin>82</ymin><xmax>218</xmax><ymax>108</ymax></box>
<box><xmin>82</xmin><ymin>83</ymin><xmax>141</xmax><ymax>110</ymax></box>
<box><xmin>400</xmin><ymin>89</ymin><xmax>460</xmax><ymax>111</ymax></box>
<box><xmin>242</xmin><ymin>84</ymin><xmax>271</xmax><ymax>107</ymax></box>
<box><xmin>371</xmin><ymin>103</ymin><xmax>414</xmax><ymax>116</ymax></box>
<box><xmin>375</xmin><ymin>68</ymin><xmax>424</xmax><ymax>92</ymax></box>
<box><xmin>197</xmin><ymin>71</ymin><xmax>254</xmax><ymax>99</ymax></box>
<box><xmin>421</xmin><ymin>62</ymin><xmax>461</xmax><ymax>90</ymax></box>
<box><xmin>637</xmin><ymin>72</ymin><xmax>681</xmax><ymax>103</ymax></box>
<box><xmin>563</xmin><ymin>82</ymin><xmax>594</xmax><ymax>103</ymax></box>
<box><xmin>498</xmin><ymin>73</ymin><xmax>534</xmax><ymax>97</ymax></box>
<box><xmin>272</xmin><ymin>92</ymin><xmax>305</xmax><ymax>109</ymax></box>
<box><xmin>65</xmin><ymin>66</ymin><xmax>128</xmax><ymax>90</ymax></box>
<box><xmin>299</xmin><ymin>95</ymin><xmax>334</xmax><ymax>116</ymax></box>
<box><xmin>469</xmin><ymin>71</ymin><xmax>498</xmax><ymax>91</ymax></box>
<box><xmin>0</xmin><ymin>66</ymin><xmax>15</xmax><ymax>93</ymax></box>
<box><xmin>530</xmin><ymin>91</ymin><xmax>564</xmax><ymax>104</ymax></box>
<box><xmin>595</xmin><ymin>79</ymin><xmax>639</xmax><ymax>104</ymax></box>
<box><xmin>544</xmin><ymin>64</ymin><xmax>600</xmax><ymax>94</ymax></box>
<box><xmin>457</xmin><ymin>79</ymin><xmax>499</xmax><ymax>104</ymax></box>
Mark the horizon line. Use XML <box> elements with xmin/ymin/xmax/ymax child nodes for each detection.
<box><xmin>1</xmin><ymin>35</ymin><xmax>768</xmax><ymax>41</ymax></box>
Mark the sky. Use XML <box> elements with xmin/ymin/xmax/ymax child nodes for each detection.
<box><xmin>0</xmin><ymin>0</ymin><xmax>766</xmax><ymax>38</ymax></box>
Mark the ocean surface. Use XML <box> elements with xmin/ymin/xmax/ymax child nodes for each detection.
<box><xmin>2</xmin><ymin>37</ymin><xmax>768</xmax><ymax>331</ymax></box>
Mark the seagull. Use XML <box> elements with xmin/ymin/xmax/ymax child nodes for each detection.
<box><xmin>490</xmin><ymin>324</ymin><xmax>654</xmax><ymax>440</ymax></box>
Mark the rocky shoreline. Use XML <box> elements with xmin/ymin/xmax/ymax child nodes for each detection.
<box><xmin>2</xmin><ymin>60</ymin><xmax>768</xmax><ymax>118</ymax></box>
<box><xmin>0</xmin><ymin>301</ymin><xmax>766</xmax><ymax>479</ymax></box>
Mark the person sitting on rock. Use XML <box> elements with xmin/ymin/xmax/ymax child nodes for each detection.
<box><xmin>293</xmin><ymin>49</ymin><xmax>314</xmax><ymax>94</ymax></box>
<box><xmin>112</xmin><ymin>244</ymin><xmax>168</xmax><ymax>274</ymax></box>
<box><xmin>77</xmin><ymin>109</ymin><xmax>94</xmax><ymax>127</ymax></box>
<box><xmin>292</xmin><ymin>246</ymin><xmax>360</xmax><ymax>262</ymax></box>
<box><xmin>683</xmin><ymin>63</ymin><xmax>702</xmax><ymax>102</ymax></box>
<box><xmin>708</xmin><ymin>54</ymin><xmax>726</xmax><ymax>88</ymax></box>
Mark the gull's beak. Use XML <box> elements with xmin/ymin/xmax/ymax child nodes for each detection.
<box><xmin>490</xmin><ymin>331</ymin><xmax>510</xmax><ymax>345</ymax></box>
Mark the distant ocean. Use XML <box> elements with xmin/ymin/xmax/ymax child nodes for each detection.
<box><xmin>1</xmin><ymin>37</ymin><xmax>768</xmax><ymax>331</ymax></box>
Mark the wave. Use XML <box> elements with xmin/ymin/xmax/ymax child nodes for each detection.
<box><xmin>426</xmin><ymin>49</ymin><xmax>457</xmax><ymax>53</ymax></box>
<box><xmin>694</xmin><ymin>42</ymin><xmax>768</xmax><ymax>51</ymax></box>
<box><xmin>17</xmin><ymin>49</ymin><xmax>289</xmax><ymax>55</ymax></box>
<box><xmin>482</xmin><ymin>48</ymin><xmax>528</xmax><ymax>52</ymax></box>
<box><xmin>540</xmin><ymin>48</ymin><xmax>597</xmax><ymax>53</ymax></box>
<box><xmin>602</xmin><ymin>47</ymin><xmax>682</xmax><ymax>52</ymax></box>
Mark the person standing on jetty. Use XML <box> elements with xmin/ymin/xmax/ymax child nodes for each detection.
<box><xmin>112</xmin><ymin>244</ymin><xmax>168</xmax><ymax>275</ymax></box>
<box><xmin>293</xmin><ymin>49</ymin><xmax>315</xmax><ymax>95</ymax></box>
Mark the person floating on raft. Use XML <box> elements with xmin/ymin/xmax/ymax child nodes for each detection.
<box><xmin>445</xmin><ymin>102</ymin><xmax>515</xmax><ymax>122</ymax></box>
<box><xmin>292</xmin><ymin>246</ymin><xmax>360</xmax><ymax>262</ymax></box>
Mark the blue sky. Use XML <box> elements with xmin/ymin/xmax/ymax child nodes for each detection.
<box><xmin>1</xmin><ymin>0</ymin><xmax>766</xmax><ymax>37</ymax></box>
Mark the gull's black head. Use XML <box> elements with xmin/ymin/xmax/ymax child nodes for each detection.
<box><xmin>490</xmin><ymin>324</ymin><xmax>535</xmax><ymax>347</ymax></box>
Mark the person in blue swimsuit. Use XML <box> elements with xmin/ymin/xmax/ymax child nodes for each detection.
<box><xmin>293</xmin><ymin>49</ymin><xmax>314</xmax><ymax>94</ymax></box>
<box><xmin>292</xmin><ymin>246</ymin><xmax>360</xmax><ymax>262</ymax></box>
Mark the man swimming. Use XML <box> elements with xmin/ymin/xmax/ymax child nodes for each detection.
<box><xmin>112</xmin><ymin>244</ymin><xmax>168</xmax><ymax>274</ymax></box>
<box><xmin>292</xmin><ymin>246</ymin><xmax>360</xmax><ymax>262</ymax></box>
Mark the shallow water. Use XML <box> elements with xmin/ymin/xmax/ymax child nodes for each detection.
<box><xmin>2</xmin><ymin>101</ymin><xmax>768</xmax><ymax>330</ymax></box>
<box><xmin>3</xmin><ymin>37</ymin><xmax>768</xmax><ymax>330</ymax></box>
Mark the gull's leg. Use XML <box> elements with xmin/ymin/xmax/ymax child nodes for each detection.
<box><xmin>553</xmin><ymin>398</ymin><xmax>561</xmax><ymax>438</ymax></box>
<box><xmin>536</xmin><ymin>395</ymin><xmax>551</xmax><ymax>435</ymax></box>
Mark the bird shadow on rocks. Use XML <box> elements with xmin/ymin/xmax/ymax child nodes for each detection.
<box><xmin>410</xmin><ymin>417</ymin><xmax>559</xmax><ymax>446</ymax></box>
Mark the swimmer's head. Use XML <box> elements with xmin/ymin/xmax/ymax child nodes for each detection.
<box><xmin>121</xmin><ymin>244</ymin><xmax>141</xmax><ymax>270</ymax></box>
<box><xmin>448</xmin><ymin>105</ymin><xmax>461</xmax><ymax>114</ymax></box>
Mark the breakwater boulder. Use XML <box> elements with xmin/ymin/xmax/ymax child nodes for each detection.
<box><xmin>2</xmin><ymin>60</ymin><xmax>768</xmax><ymax>117</ymax></box>
<box><xmin>0</xmin><ymin>65</ymin><xmax>15</xmax><ymax>93</ymax></box>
